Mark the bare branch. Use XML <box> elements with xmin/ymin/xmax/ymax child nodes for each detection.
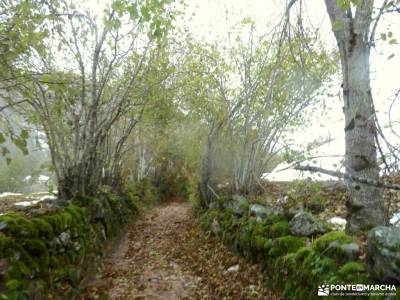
<box><xmin>295</xmin><ymin>164</ymin><xmax>400</xmax><ymax>191</ymax></box>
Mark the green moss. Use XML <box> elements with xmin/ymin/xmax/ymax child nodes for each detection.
<box><xmin>65</xmin><ymin>205</ymin><xmax>85</xmax><ymax>222</ymax></box>
<box><xmin>32</xmin><ymin>218</ymin><xmax>54</xmax><ymax>239</ymax></box>
<box><xmin>264</xmin><ymin>213</ymin><xmax>284</xmax><ymax>225</ymax></box>
<box><xmin>220</xmin><ymin>209</ymin><xmax>233</xmax><ymax>230</ymax></box>
<box><xmin>269</xmin><ymin>221</ymin><xmax>290</xmax><ymax>238</ymax></box>
<box><xmin>19</xmin><ymin>238</ymin><xmax>49</xmax><ymax>270</ymax></box>
<box><xmin>237</xmin><ymin>221</ymin><xmax>253</xmax><ymax>249</ymax></box>
<box><xmin>268</xmin><ymin>236</ymin><xmax>307</xmax><ymax>257</ymax></box>
<box><xmin>0</xmin><ymin>234</ymin><xmax>13</xmax><ymax>255</ymax></box>
<box><xmin>293</xmin><ymin>246</ymin><xmax>312</xmax><ymax>262</ymax></box>
<box><xmin>197</xmin><ymin>199</ymin><xmax>380</xmax><ymax>300</ymax></box>
<box><xmin>0</xmin><ymin>213</ymin><xmax>39</xmax><ymax>238</ymax></box>
<box><xmin>52</xmin><ymin>264</ymin><xmax>79</xmax><ymax>286</ymax></box>
<box><xmin>339</xmin><ymin>262</ymin><xmax>366</xmax><ymax>282</ymax></box>
<box><xmin>0</xmin><ymin>192</ymin><xmax>135</xmax><ymax>299</ymax></box>
<box><xmin>300</xmin><ymin>250</ymin><xmax>339</xmax><ymax>283</ymax></box>
<box><xmin>253</xmin><ymin>236</ymin><xmax>270</xmax><ymax>249</ymax></box>
<box><xmin>313</xmin><ymin>231</ymin><xmax>353</xmax><ymax>252</ymax></box>
<box><xmin>8</xmin><ymin>256</ymin><xmax>35</xmax><ymax>280</ymax></box>
<box><xmin>43</xmin><ymin>211</ymin><xmax>73</xmax><ymax>233</ymax></box>
<box><xmin>252</xmin><ymin>222</ymin><xmax>269</xmax><ymax>237</ymax></box>
<box><xmin>128</xmin><ymin>192</ymin><xmax>140</xmax><ymax>211</ymax></box>
<box><xmin>71</xmin><ymin>195</ymin><xmax>95</xmax><ymax>207</ymax></box>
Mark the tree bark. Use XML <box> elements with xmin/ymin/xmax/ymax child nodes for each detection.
<box><xmin>324</xmin><ymin>0</ymin><xmax>385</xmax><ymax>233</ymax></box>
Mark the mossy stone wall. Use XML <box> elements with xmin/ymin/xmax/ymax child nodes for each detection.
<box><xmin>0</xmin><ymin>192</ymin><xmax>137</xmax><ymax>299</ymax></box>
<box><xmin>199</xmin><ymin>201</ymin><xmax>397</xmax><ymax>300</ymax></box>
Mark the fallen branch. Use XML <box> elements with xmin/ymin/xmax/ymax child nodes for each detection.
<box><xmin>294</xmin><ymin>164</ymin><xmax>400</xmax><ymax>191</ymax></box>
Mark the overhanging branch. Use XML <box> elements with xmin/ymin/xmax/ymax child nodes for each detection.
<box><xmin>294</xmin><ymin>164</ymin><xmax>400</xmax><ymax>191</ymax></box>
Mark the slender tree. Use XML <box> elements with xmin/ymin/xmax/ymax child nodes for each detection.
<box><xmin>324</xmin><ymin>0</ymin><xmax>384</xmax><ymax>233</ymax></box>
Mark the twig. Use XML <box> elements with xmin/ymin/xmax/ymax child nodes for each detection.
<box><xmin>275</xmin><ymin>155</ymin><xmax>344</xmax><ymax>173</ymax></box>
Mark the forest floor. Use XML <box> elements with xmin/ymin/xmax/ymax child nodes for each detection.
<box><xmin>80</xmin><ymin>200</ymin><xmax>281</xmax><ymax>300</ymax></box>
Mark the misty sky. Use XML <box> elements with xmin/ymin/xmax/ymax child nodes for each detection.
<box><xmin>86</xmin><ymin>0</ymin><xmax>399</xmax><ymax>154</ymax></box>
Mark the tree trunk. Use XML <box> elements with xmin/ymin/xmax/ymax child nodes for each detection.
<box><xmin>324</xmin><ymin>0</ymin><xmax>385</xmax><ymax>233</ymax></box>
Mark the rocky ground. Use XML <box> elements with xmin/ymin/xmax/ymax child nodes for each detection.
<box><xmin>80</xmin><ymin>200</ymin><xmax>281</xmax><ymax>300</ymax></box>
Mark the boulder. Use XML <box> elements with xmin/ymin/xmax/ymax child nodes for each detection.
<box><xmin>249</xmin><ymin>204</ymin><xmax>274</xmax><ymax>222</ymax></box>
<box><xmin>368</xmin><ymin>226</ymin><xmax>400</xmax><ymax>283</ymax></box>
<box><xmin>328</xmin><ymin>241</ymin><xmax>360</xmax><ymax>260</ymax></box>
<box><xmin>224</xmin><ymin>195</ymin><xmax>248</xmax><ymax>217</ymax></box>
<box><xmin>285</xmin><ymin>205</ymin><xmax>303</xmax><ymax>219</ymax></box>
<box><xmin>340</xmin><ymin>242</ymin><xmax>360</xmax><ymax>260</ymax></box>
<box><xmin>328</xmin><ymin>216</ymin><xmax>347</xmax><ymax>231</ymax></box>
<box><xmin>390</xmin><ymin>211</ymin><xmax>400</xmax><ymax>226</ymax></box>
<box><xmin>0</xmin><ymin>222</ymin><xmax>7</xmax><ymax>231</ymax></box>
<box><xmin>249</xmin><ymin>204</ymin><xmax>269</xmax><ymax>217</ymax></box>
<box><xmin>289</xmin><ymin>211</ymin><xmax>329</xmax><ymax>237</ymax></box>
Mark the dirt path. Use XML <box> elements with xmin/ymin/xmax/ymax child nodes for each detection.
<box><xmin>80</xmin><ymin>201</ymin><xmax>280</xmax><ymax>299</ymax></box>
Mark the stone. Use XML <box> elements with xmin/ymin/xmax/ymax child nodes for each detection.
<box><xmin>0</xmin><ymin>221</ymin><xmax>7</xmax><ymax>231</ymax></box>
<box><xmin>289</xmin><ymin>211</ymin><xmax>329</xmax><ymax>237</ymax></box>
<box><xmin>73</xmin><ymin>241</ymin><xmax>81</xmax><ymax>251</ymax></box>
<box><xmin>247</xmin><ymin>285</ymin><xmax>257</xmax><ymax>294</ymax></box>
<box><xmin>276</xmin><ymin>195</ymin><xmax>289</xmax><ymax>206</ymax></box>
<box><xmin>329</xmin><ymin>216</ymin><xmax>347</xmax><ymax>231</ymax></box>
<box><xmin>328</xmin><ymin>241</ymin><xmax>360</xmax><ymax>260</ymax></box>
<box><xmin>285</xmin><ymin>205</ymin><xmax>303</xmax><ymax>219</ymax></box>
<box><xmin>226</xmin><ymin>264</ymin><xmax>240</xmax><ymax>273</ymax></box>
<box><xmin>249</xmin><ymin>204</ymin><xmax>268</xmax><ymax>218</ymax></box>
<box><xmin>275</xmin><ymin>195</ymin><xmax>303</xmax><ymax>219</ymax></box>
<box><xmin>59</xmin><ymin>231</ymin><xmax>71</xmax><ymax>246</ymax></box>
<box><xmin>368</xmin><ymin>226</ymin><xmax>400</xmax><ymax>283</ymax></box>
<box><xmin>248</xmin><ymin>204</ymin><xmax>275</xmax><ymax>222</ymax></box>
<box><xmin>340</xmin><ymin>242</ymin><xmax>360</xmax><ymax>260</ymax></box>
<box><xmin>211</xmin><ymin>218</ymin><xmax>221</xmax><ymax>235</ymax></box>
<box><xmin>390</xmin><ymin>211</ymin><xmax>400</xmax><ymax>226</ymax></box>
<box><xmin>225</xmin><ymin>195</ymin><xmax>248</xmax><ymax>217</ymax></box>
<box><xmin>216</xmin><ymin>182</ymin><xmax>229</xmax><ymax>190</ymax></box>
